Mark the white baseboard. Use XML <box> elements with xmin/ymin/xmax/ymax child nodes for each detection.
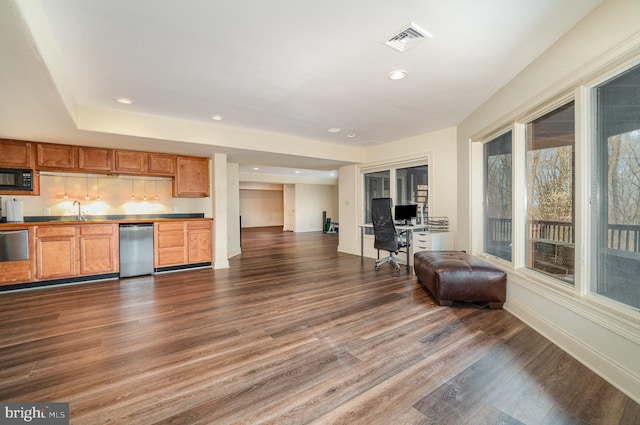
<box><xmin>506</xmin><ymin>297</ymin><xmax>640</xmax><ymax>404</ymax></box>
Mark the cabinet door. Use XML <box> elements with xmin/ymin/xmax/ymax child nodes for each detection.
<box><xmin>187</xmin><ymin>221</ymin><xmax>212</xmax><ymax>263</ymax></box>
<box><xmin>114</xmin><ymin>150</ymin><xmax>147</xmax><ymax>174</ymax></box>
<box><xmin>35</xmin><ymin>226</ymin><xmax>78</xmax><ymax>279</ymax></box>
<box><xmin>154</xmin><ymin>222</ymin><xmax>186</xmax><ymax>267</ymax></box>
<box><xmin>174</xmin><ymin>156</ymin><xmax>210</xmax><ymax>197</ymax></box>
<box><xmin>79</xmin><ymin>224</ymin><xmax>119</xmax><ymax>275</ymax></box>
<box><xmin>78</xmin><ymin>147</ymin><xmax>112</xmax><ymax>172</ymax></box>
<box><xmin>0</xmin><ymin>139</ymin><xmax>33</xmax><ymax>168</ymax></box>
<box><xmin>147</xmin><ymin>153</ymin><xmax>176</xmax><ymax>176</ymax></box>
<box><xmin>37</xmin><ymin>143</ymin><xmax>76</xmax><ymax>169</ymax></box>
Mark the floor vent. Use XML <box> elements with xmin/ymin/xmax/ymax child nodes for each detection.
<box><xmin>383</xmin><ymin>23</ymin><xmax>432</xmax><ymax>53</ymax></box>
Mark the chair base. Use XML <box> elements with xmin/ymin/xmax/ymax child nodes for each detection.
<box><xmin>375</xmin><ymin>254</ymin><xmax>406</xmax><ymax>272</ymax></box>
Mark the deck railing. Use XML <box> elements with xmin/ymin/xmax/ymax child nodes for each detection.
<box><xmin>486</xmin><ymin>218</ymin><xmax>640</xmax><ymax>253</ymax></box>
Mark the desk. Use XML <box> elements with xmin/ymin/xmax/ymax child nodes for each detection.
<box><xmin>359</xmin><ymin>223</ymin><xmax>429</xmax><ymax>272</ymax></box>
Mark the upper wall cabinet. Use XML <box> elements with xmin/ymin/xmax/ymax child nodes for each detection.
<box><xmin>113</xmin><ymin>150</ymin><xmax>146</xmax><ymax>174</ymax></box>
<box><xmin>0</xmin><ymin>139</ymin><xmax>34</xmax><ymax>169</ymax></box>
<box><xmin>78</xmin><ymin>147</ymin><xmax>112</xmax><ymax>172</ymax></box>
<box><xmin>37</xmin><ymin>143</ymin><xmax>76</xmax><ymax>169</ymax></box>
<box><xmin>174</xmin><ymin>156</ymin><xmax>210</xmax><ymax>198</ymax></box>
<box><xmin>0</xmin><ymin>139</ymin><xmax>40</xmax><ymax>195</ymax></box>
<box><xmin>12</xmin><ymin>139</ymin><xmax>209</xmax><ymax>198</ymax></box>
<box><xmin>37</xmin><ymin>144</ymin><xmax>113</xmax><ymax>172</ymax></box>
<box><xmin>113</xmin><ymin>150</ymin><xmax>176</xmax><ymax>176</ymax></box>
<box><xmin>147</xmin><ymin>153</ymin><xmax>176</xmax><ymax>176</ymax></box>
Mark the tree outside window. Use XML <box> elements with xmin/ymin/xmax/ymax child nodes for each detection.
<box><xmin>526</xmin><ymin>102</ymin><xmax>575</xmax><ymax>284</ymax></box>
<box><xmin>594</xmin><ymin>63</ymin><xmax>640</xmax><ymax>309</ymax></box>
<box><xmin>484</xmin><ymin>132</ymin><xmax>512</xmax><ymax>261</ymax></box>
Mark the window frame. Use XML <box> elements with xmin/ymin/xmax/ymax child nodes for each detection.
<box><xmin>475</xmin><ymin>57</ymin><xmax>640</xmax><ymax>319</ymax></box>
<box><xmin>359</xmin><ymin>156</ymin><xmax>430</xmax><ymax>229</ymax></box>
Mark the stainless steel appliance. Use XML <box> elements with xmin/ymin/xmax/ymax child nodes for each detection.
<box><xmin>0</xmin><ymin>229</ymin><xmax>29</xmax><ymax>262</ymax></box>
<box><xmin>0</xmin><ymin>168</ymin><xmax>33</xmax><ymax>191</ymax></box>
<box><xmin>119</xmin><ymin>224</ymin><xmax>154</xmax><ymax>277</ymax></box>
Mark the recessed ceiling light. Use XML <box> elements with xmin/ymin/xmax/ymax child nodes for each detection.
<box><xmin>328</xmin><ymin>128</ymin><xmax>341</xmax><ymax>133</ymax></box>
<box><xmin>347</xmin><ymin>133</ymin><xmax>357</xmax><ymax>138</ymax></box>
<box><xmin>115</xmin><ymin>97</ymin><xmax>133</xmax><ymax>104</ymax></box>
<box><xmin>330</xmin><ymin>172</ymin><xmax>336</xmax><ymax>176</ymax></box>
<box><xmin>388</xmin><ymin>70</ymin><xmax>408</xmax><ymax>80</ymax></box>
<box><xmin>294</xmin><ymin>170</ymin><xmax>301</xmax><ymax>174</ymax></box>
<box><xmin>252</xmin><ymin>167</ymin><xmax>259</xmax><ymax>170</ymax></box>
<box><xmin>211</xmin><ymin>115</ymin><xmax>223</xmax><ymax>121</ymax></box>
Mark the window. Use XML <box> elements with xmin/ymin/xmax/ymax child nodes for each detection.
<box><xmin>593</xmin><ymin>63</ymin><xmax>640</xmax><ymax>309</ymax></box>
<box><xmin>396</xmin><ymin>165</ymin><xmax>428</xmax><ymax>223</ymax></box>
<box><xmin>526</xmin><ymin>102</ymin><xmax>575</xmax><ymax>284</ymax></box>
<box><xmin>364</xmin><ymin>170</ymin><xmax>390</xmax><ymax>226</ymax></box>
<box><xmin>362</xmin><ymin>161</ymin><xmax>429</xmax><ymax>232</ymax></box>
<box><xmin>484</xmin><ymin>131</ymin><xmax>512</xmax><ymax>261</ymax></box>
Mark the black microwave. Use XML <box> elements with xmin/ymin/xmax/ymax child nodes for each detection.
<box><xmin>0</xmin><ymin>168</ymin><xmax>33</xmax><ymax>191</ymax></box>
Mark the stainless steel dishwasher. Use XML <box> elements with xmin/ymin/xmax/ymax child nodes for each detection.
<box><xmin>119</xmin><ymin>223</ymin><xmax>154</xmax><ymax>277</ymax></box>
<box><xmin>0</xmin><ymin>229</ymin><xmax>29</xmax><ymax>262</ymax></box>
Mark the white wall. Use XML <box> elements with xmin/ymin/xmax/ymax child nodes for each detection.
<box><xmin>294</xmin><ymin>183</ymin><xmax>338</xmax><ymax>233</ymax></box>
<box><xmin>457</xmin><ymin>0</ymin><xmax>640</xmax><ymax>402</ymax></box>
<box><xmin>239</xmin><ymin>189</ymin><xmax>284</xmax><ymax>227</ymax></box>
<box><xmin>338</xmin><ymin>126</ymin><xmax>457</xmax><ymax>258</ymax></box>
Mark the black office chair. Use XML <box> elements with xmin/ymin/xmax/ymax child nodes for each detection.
<box><xmin>371</xmin><ymin>197</ymin><xmax>408</xmax><ymax>271</ymax></box>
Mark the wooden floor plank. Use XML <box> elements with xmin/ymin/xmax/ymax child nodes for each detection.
<box><xmin>0</xmin><ymin>227</ymin><xmax>637</xmax><ymax>424</ymax></box>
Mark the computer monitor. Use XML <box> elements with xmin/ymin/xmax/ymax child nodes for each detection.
<box><xmin>394</xmin><ymin>204</ymin><xmax>418</xmax><ymax>225</ymax></box>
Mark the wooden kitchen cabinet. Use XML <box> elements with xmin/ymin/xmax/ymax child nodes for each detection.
<box><xmin>154</xmin><ymin>222</ymin><xmax>187</xmax><ymax>267</ymax></box>
<box><xmin>36</xmin><ymin>143</ymin><xmax>76</xmax><ymax>169</ymax></box>
<box><xmin>35</xmin><ymin>226</ymin><xmax>78</xmax><ymax>280</ymax></box>
<box><xmin>0</xmin><ymin>138</ymin><xmax>34</xmax><ymax>168</ymax></box>
<box><xmin>35</xmin><ymin>224</ymin><xmax>118</xmax><ymax>280</ymax></box>
<box><xmin>154</xmin><ymin>220</ymin><xmax>212</xmax><ymax>268</ymax></box>
<box><xmin>187</xmin><ymin>221</ymin><xmax>212</xmax><ymax>264</ymax></box>
<box><xmin>113</xmin><ymin>150</ymin><xmax>146</xmax><ymax>174</ymax></box>
<box><xmin>174</xmin><ymin>156</ymin><xmax>210</xmax><ymax>197</ymax></box>
<box><xmin>79</xmin><ymin>224</ymin><xmax>119</xmax><ymax>275</ymax></box>
<box><xmin>0</xmin><ymin>139</ymin><xmax>40</xmax><ymax>196</ymax></box>
<box><xmin>111</xmin><ymin>150</ymin><xmax>176</xmax><ymax>176</ymax></box>
<box><xmin>78</xmin><ymin>147</ymin><xmax>112</xmax><ymax>172</ymax></box>
<box><xmin>147</xmin><ymin>152</ymin><xmax>176</xmax><ymax>176</ymax></box>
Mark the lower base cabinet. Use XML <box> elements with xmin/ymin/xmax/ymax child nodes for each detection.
<box><xmin>79</xmin><ymin>224</ymin><xmax>119</xmax><ymax>275</ymax></box>
<box><xmin>35</xmin><ymin>226</ymin><xmax>77</xmax><ymax>280</ymax></box>
<box><xmin>35</xmin><ymin>224</ymin><xmax>118</xmax><ymax>280</ymax></box>
<box><xmin>155</xmin><ymin>220</ymin><xmax>212</xmax><ymax>268</ymax></box>
<box><xmin>187</xmin><ymin>221</ymin><xmax>212</xmax><ymax>264</ymax></box>
<box><xmin>409</xmin><ymin>231</ymin><xmax>454</xmax><ymax>266</ymax></box>
<box><xmin>2</xmin><ymin>220</ymin><xmax>209</xmax><ymax>287</ymax></box>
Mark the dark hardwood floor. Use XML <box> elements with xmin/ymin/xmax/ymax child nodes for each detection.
<box><xmin>1</xmin><ymin>226</ymin><xmax>639</xmax><ymax>424</ymax></box>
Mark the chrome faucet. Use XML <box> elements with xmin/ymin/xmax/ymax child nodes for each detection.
<box><xmin>72</xmin><ymin>200</ymin><xmax>85</xmax><ymax>221</ymax></box>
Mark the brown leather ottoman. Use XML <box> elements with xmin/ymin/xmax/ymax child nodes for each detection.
<box><xmin>414</xmin><ymin>251</ymin><xmax>506</xmax><ymax>309</ymax></box>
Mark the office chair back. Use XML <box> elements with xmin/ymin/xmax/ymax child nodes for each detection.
<box><xmin>371</xmin><ymin>198</ymin><xmax>400</xmax><ymax>252</ymax></box>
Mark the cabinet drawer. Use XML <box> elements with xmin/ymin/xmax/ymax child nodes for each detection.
<box><xmin>36</xmin><ymin>226</ymin><xmax>77</xmax><ymax>237</ymax></box>
<box><xmin>157</xmin><ymin>231</ymin><xmax>185</xmax><ymax>248</ymax></box>
<box><xmin>187</xmin><ymin>221</ymin><xmax>211</xmax><ymax>230</ymax></box>
<box><xmin>80</xmin><ymin>224</ymin><xmax>115</xmax><ymax>235</ymax></box>
<box><xmin>157</xmin><ymin>247</ymin><xmax>186</xmax><ymax>266</ymax></box>
<box><xmin>156</xmin><ymin>222</ymin><xmax>184</xmax><ymax>232</ymax></box>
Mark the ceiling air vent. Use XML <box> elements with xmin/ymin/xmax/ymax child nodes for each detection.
<box><xmin>383</xmin><ymin>23</ymin><xmax>432</xmax><ymax>53</ymax></box>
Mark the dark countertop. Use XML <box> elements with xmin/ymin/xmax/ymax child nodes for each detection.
<box><xmin>0</xmin><ymin>213</ymin><xmax>211</xmax><ymax>228</ymax></box>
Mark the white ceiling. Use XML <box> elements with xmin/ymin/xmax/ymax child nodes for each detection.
<box><xmin>0</xmin><ymin>0</ymin><xmax>603</xmax><ymax>174</ymax></box>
